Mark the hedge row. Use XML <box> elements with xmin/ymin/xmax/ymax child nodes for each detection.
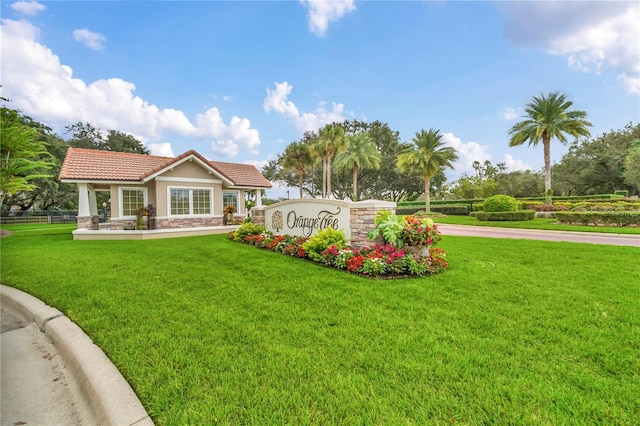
<box><xmin>396</xmin><ymin>205</ymin><xmax>470</xmax><ymax>216</ymax></box>
<box><xmin>554</xmin><ymin>211</ymin><xmax>640</xmax><ymax>227</ymax></box>
<box><xmin>475</xmin><ymin>210</ymin><xmax>536</xmax><ymax>221</ymax></box>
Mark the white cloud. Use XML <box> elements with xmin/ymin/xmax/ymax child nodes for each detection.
<box><xmin>501</xmin><ymin>154</ymin><xmax>531</xmax><ymax>172</ymax></box>
<box><xmin>10</xmin><ymin>1</ymin><xmax>46</xmax><ymax>15</ymax></box>
<box><xmin>72</xmin><ymin>28</ymin><xmax>106</xmax><ymax>50</ymax></box>
<box><xmin>300</xmin><ymin>0</ymin><xmax>357</xmax><ymax>36</ymax></box>
<box><xmin>500</xmin><ymin>2</ymin><xmax>640</xmax><ymax>94</ymax></box>
<box><xmin>264</xmin><ymin>81</ymin><xmax>346</xmax><ymax>133</ymax></box>
<box><xmin>441</xmin><ymin>132</ymin><xmax>492</xmax><ymax>176</ymax></box>
<box><xmin>147</xmin><ymin>143</ymin><xmax>174</xmax><ymax>157</ymax></box>
<box><xmin>0</xmin><ymin>19</ymin><xmax>262</xmax><ymax>158</ymax></box>
<box><xmin>499</xmin><ymin>107</ymin><xmax>520</xmax><ymax>121</ymax></box>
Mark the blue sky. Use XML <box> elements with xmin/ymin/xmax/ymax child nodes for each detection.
<box><xmin>2</xmin><ymin>1</ymin><xmax>639</xmax><ymax>198</ymax></box>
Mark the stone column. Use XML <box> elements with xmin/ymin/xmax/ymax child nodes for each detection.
<box><xmin>255</xmin><ymin>189</ymin><xmax>262</xmax><ymax>207</ymax></box>
<box><xmin>251</xmin><ymin>206</ymin><xmax>265</xmax><ymax>226</ymax></box>
<box><xmin>349</xmin><ymin>200</ymin><xmax>396</xmax><ymax>249</ymax></box>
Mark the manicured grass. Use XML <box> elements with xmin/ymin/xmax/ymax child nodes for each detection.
<box><xmin>1</xmin><ymin>226</ymin><xmax>639</xmax><ymax>424</ymax></box>
<box><xmin>433</xmin><ymin>215</ymin><xmax>640</xmax><ymax>234</ymax></box>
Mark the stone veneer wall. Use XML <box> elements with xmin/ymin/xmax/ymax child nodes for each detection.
<box><xmin>108</xmin><ymin>216</ymin><xmax>225</xmax><ymax>230</ymax></box>
<box><xmin>349</xmin><ymin>200</ymin><xmax>396</xmax><ymax>249</ymax></box>
<box><xmin>77</xmin><ymin>215</ymin><xmax>99</xmax><ymax>230</ymax></box>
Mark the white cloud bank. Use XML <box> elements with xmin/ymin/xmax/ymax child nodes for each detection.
<box><xmin>263</xmin><ymin>81</ymin><xmax>347</xmax><ymax>133</ymax></box>
<box><xmin>300</xmin><ymin>0</ymin><xmax>357</xmax><ymax>36</ymax></box>
<box><xmin>500</xmin><ymin>1</ymin><xmax>640</xmax><ymax>94</ymax></box>
<box><xmin>72</xmin><ymin>28</ymin><xmax>106</xmax><ymax>50</ymax></box>
<box><xmin>0</xmin><ymin>18</ymin><xmax>261</xmax><ymax>158</ymax></box>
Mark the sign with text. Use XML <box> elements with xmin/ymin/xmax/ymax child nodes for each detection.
<box><xmin>264</xmin><ymin>199</ymin><xmax>351</xmax><ymax>240</ymax></box>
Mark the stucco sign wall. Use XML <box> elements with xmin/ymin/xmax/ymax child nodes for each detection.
<box><xmin>264</xmin><ymin>199</ymin><xmax>351</xmax><ymax>240</ymax></box>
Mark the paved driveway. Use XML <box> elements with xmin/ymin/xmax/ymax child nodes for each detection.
<box><xmin>437</xmin><ymin>224</ymin><xmax>640</xmax><ymax>247</ymax></box>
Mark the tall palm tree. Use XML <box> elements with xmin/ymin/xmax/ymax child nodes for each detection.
<box><xmin>313</xmin><ymin>123</ymin><xmax>348</xmax><ymax>198</ymax></box>
<box><xmin>280</xmin><ymin>141</ymin><xmax>313</xmax><ymax>198</ymax></box>
<box><xmin>508</xmin><ymin>91</ymin><xmax>592</xmax><ymax>204</ymax></box>
<box><xmin>397</xmin><ymin>128</ymin><xmax>458</xmax><ymax>212</ymax></box>
<box><xmin>334</xmin><ymin>132</ymin><xmax>381</xmax><ymax>201</ymax></box>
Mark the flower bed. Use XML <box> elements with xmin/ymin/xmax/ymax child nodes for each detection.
<box><xmin>229</xmin><ymin>213</ymin><xmax>449</xmax><ymax>278</ymax></box>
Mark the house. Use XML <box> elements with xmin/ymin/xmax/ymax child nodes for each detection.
<box><xmin>59</xmin><ymin>148</ymin><xmax>271</xmax><ymax>231</ymax></box>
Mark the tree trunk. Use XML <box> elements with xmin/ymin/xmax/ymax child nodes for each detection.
<box><xmin>352</xmin><ymin>163</ymin><xmax>359</xmax><ymax>201</ymax></box>
<box><xmin>327</xmin><ymin>155</ymin><xmax>332</xmax><ymax>199</ymax></box>
<box><xmin>543</xmin><ymin>134</ymin><xmax>552</xmax><ymax>205</ymax></box>
<box><xmin>322</xmin><ymin>157</ymin><xmax>328</xmax><ymax>198</ymax></box>
<box><xmin>424</xmin><ymin>177</ymin><xmax>431</xmax><ymax>213</ymax></box>
<box><xmin>297</xmin><ymin>168</ymin><xmax>304</xmax><ymax>199</ymax></box>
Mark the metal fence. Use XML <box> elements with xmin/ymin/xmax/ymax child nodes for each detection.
<box><xmin>0</xmin><ymin>210</ymin><xmax>78</xmax><ymax>225</ymax></box>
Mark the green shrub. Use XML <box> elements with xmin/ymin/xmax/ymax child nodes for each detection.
<box><xmin>555</xmin><ymin>211</ymin><xmax>640</xmax><ymax>227</ymax></box>
<box><xmin>472</xmin><ymin>203</ymin><xmax>484</xmax><ymax>212</ymax></box>
<box><xmin>483</xmin><ymin>195</ymin><xmax>519</xmax><ymax>213</ymax></box>
<box><xmin>476</xmin><ymin>210</ymin><xmax>535</xmax><ymax>221</ymax></box>
<box><xmin>302</xmin><ymin>228</ymin><xmax>347</xmax><ymax>262</ymax></box>
<box><xmin>233</xmin><ymin>222</ymin><xmax>265</xmax><ymax>241</ymax></box>
<box><xmin>614</xmin><ymin>190</ymin><xmax>629</xmax><ymax>197</ymax></box>
<box><xmin>396</xmin><ymin>207</ymin><xmax>423</xmax><ymax>216</ymax></box>
<box><xmin>430</xmin><ymin>205</ymin><xmax>469</xmax><ymax>215</ymax></box>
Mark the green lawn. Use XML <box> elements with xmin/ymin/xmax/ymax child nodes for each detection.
<box><xmin>1</xmin><ymin>225</ymin><xmax>639</xmax><ymax>424</ymax></box>
<box><xmin>433</xmin><ymin>215</ymin><xmax>640</xmax><ymax>234</ymax></box>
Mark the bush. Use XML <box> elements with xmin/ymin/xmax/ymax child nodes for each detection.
<box><xmin>430</xmin><ymin>205</ymin><xmax>469</xmax><ymax>215</ymax></box>
<box><xmin>554</xmin><ymin>211</ymin><xmax>640</xmax><ymax>227</ymax></box>
<box><xmin>232</xmin><ymin>222</ymin><xmax>265</xmax><ymax>241</ymax></box>
<box><xmin>302</xmin><ymin>228</ymin><xmax>347</xmax><ymax>262</ymax></box>
<box><xmin>476</xmin><ymin>210</ymin><xmax>535</xmax><ymax>221</ymax></box>
<box><xmin>614</xmin><ymin>190</ymin><xmax>629</xmax><ymax>197</ymax></box>
<box><xmin>396</xmin><ymin>207</ymin><xmax>423</xmax><ymax>216</ymax></box>
<box><xmin>483</xmin><ymin>195</ymin><xmax>519</xmax><ymax>213</ymax></box>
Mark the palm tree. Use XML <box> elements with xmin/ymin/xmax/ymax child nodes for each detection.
<box><xmin>334</xmin><ymin>132</ymin><xmax>381</xmax><ymax>201</ymax></box>
<box><xmin>280</xmin><ymin>141</ymin><xmax>314</xmax><ymax>198</ymax></box>
<box><xmin>397</xmin><ymin>128</ymin><xmax>458</xmax><ymax>212</ymax></box>
<box><xmin>312</xmin><ymin>123</ymin><xmax>348</xmax><ymax>198</ymax></box>
<box><xmin>508</xmin><ymin>91</ymin><xmax>592</xmax><ymax>204</ymax></box>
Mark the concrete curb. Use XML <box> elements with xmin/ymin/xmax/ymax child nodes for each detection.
<box><xmin>1</xmin><ymin>285</ymin><xmax>154</xmax><ymax>426</ymax></box>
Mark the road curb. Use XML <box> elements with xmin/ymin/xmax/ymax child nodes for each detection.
<box><xmin>1</xmin><ymin>285</ymin><xmax>154</xmax><ymax>426</ymax></box>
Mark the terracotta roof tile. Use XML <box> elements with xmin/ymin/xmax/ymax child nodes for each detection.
<box><xmin>59</xmin><ymin>147</ymin><xmax>271</xmax><ymax>188</ymax></box>
<box><xmin>210</xmin><ymin>160</ymin><xmax>272</xmax><ymax>188</ymax></box>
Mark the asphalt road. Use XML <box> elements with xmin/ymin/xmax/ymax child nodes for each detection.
<box><xmin>437</xmin><ymin>224</ymin><xmax>640</xmax><ymax>247</ymax></box>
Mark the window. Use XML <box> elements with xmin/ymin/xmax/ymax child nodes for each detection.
<box><xmin>121</xmin><ymin>189</ymin><xmax>145</xmax><ymax>217</ymax></box>
<box><xmin>169</xmin><ymin>188</ymin><xmax>212</xmax><ymax>216</ymax></box>
<box><xmin>223</xmin><ymin>191</ymin><xmax>238</xmax><ymax>213</ymax></box>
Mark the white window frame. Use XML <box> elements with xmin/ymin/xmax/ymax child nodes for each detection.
<box><xmin>119</xmin><ymin>187</ymin><xmax>148</xmax><ymax>219</ymax></box>
<box><xmin>167</xmin><ymin>186</ymin><xmax>213</xmax><ymax>217</ymax></box>
<box><xmin>223</xmin><ymin>190</ymin><xmax>240</xmax><ymax>214</ymax></box>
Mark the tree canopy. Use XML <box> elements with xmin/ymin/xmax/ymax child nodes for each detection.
<box><xmin>0</xmin><ymin>107</ymin><xmax>55</xmax><ymax>206</ymax></box>
<box><xmin>508</xmin><ymin>91</ymin><xmax>592</xmax><ymax>204</ymax></box>
<box><xmin>397</xmin><ymin>128</ymin><xmax>458</xmax><ymax>212</ymax></box>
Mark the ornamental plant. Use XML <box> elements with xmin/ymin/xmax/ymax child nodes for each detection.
<box><xmin>368</xmin><ymin>212</ymin><xmax>442</xmax><ymax>249</ymax></box>
<box><xmin>231</xmin><ymin>211</ymin><xmax>450</xmax><ymax>278</ymax></box>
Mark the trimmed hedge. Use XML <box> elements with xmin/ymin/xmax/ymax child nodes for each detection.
<box><xmin>430</xmin><ymin>205</ymin><xmax>469</xmax><ymax>215</ymax></box>
<box><xmin>476</xmin><ymin>210</ymin><xmax>536</xmax><ymax>221</ymax></box>
<box><xmin>554</xmin><ymin>211</ymin><xmax>640</xmax><ymax>227</ymax></box>
<box><xmin>483</xmin><ymin>195</ymin><xmax>519</xmax><ymax>212</ymax></box>
<box><xmin>396</xmin><ymin>207</ymin><xmax>423</xmax><ymax>216</ymax></box>
<box><xmin>397</xmin><ymin>205</ymin><xmax>470</xmax><ymax>216</ymax></box>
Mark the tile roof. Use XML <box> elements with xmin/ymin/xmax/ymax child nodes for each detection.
<box><xmin>59</xmin><ymin>148</ymin><xmax>272</xmax><ymax>188</ymax></box>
